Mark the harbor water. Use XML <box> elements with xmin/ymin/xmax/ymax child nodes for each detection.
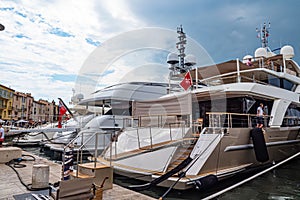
<box><xmin>23</xmin><ymin>147</ymin><xmax>300</xmax><ymax>200</ymax></box>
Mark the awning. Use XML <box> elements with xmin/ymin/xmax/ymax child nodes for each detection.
<box><xmin>132</xmin><ymin>92</ymin><xmax>192</xmax><ymax>117</ymax></box>
<box><xmin>190</xmin><ymin>60</ymin><xmax>252</xmax><ymax>80</ymax></box>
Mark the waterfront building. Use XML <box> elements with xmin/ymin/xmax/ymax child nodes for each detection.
<box><xmin>0</xmin><ymin>83</ymin><xmax>60</xmax><ymax>124</ymax></box>
<box><xmin>12</xmin><ymin>92</ymin><xmax>32</xmax><ymax>121</ymax></box>
<box><xmin>0</xmin><ymin>84</ymin><xmax>14</xmax><ymax>121</ymax></box>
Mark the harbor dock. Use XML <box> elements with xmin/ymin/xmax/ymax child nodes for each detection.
<box><xmin>0</xmin><ymin>147</ymin><xmax>155</xmax><ymax>200</ymax></box>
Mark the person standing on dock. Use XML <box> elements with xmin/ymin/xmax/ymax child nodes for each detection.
<box><xmin>0</xmin><ymin>124</ymin><xmax>4</xmax><ymax>147</ymax></box>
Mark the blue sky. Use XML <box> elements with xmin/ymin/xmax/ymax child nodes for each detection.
<box><xmin>1</xmin><ymin>0</ymin><xmax>299</xmax><ymax>105</ymax></box>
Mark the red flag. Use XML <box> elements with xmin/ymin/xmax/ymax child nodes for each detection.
<box><xmin>58</xmin><ymin>100</ymin><xmax>67</xmax><ymax>128</ymax></box>
<box><xmin>180</xmin><ymin>71</ymin><xmax>192</xmax><ymax>91</ymax></box>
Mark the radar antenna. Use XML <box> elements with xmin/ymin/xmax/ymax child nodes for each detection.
<box><xmin>256</xmin><ymin>22</ymin><xmax>271</xmax><ymax>48</ymax></box>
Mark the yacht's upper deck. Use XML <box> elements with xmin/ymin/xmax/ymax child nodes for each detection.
<box><xmin>189</xmin><ymin>54</ymin><xmax>300</xmax><ymax>89</ymax></box>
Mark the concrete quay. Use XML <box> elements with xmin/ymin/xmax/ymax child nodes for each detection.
<box><xmin>0</xmin><ymin>147</ymin><xmax>155</xmax><ymax>200</ymax></box>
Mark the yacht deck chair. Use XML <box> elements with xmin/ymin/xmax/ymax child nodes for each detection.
<box><xmin>49</xmin><ymin>177</ymin><xmax>95</xmax><ymax>200</ymax></box>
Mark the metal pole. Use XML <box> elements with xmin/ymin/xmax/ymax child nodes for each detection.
<box><xmin>58</xmin><ymin>98</ymin><xmax>76</xmax><ymax>121</ymax></box>
<box><xmin>76</xmin><ymin>148</ymin><xmax>79</xmax><ymax>177</ymax></box>
<box><xmin>94</xmin><ymin>132</ymin><xmax>98</xmax><ymax>169</ymax></box>
<box><xmin>149</xmin><ymin>127</ymin><xmax>153</xmax><ymax>149</ymax></box>
<box><xmin>196</xmin><ymin>67</ymin><xmax>198</xmax><ymax>88</ymax></box>
<box><xmin>283</xmin><ymin>58</ymin><xmax>287</xmax><ymax>73</ymax></box>
<box><xmin>137</xmin><ymin>128</ymin><xmax>141</xmax><ymax>149</ymax></box>
<box><xmin>110</xmin><ymin>131</ymin><xmax>112</xmax><ymax>166</ymax></box>
<box><xmin>236</xmin><ymin>58</ymin><xmax>241</xmax><ymax>83</ymax></box>
<box><xmin>61</xmin><ymin>149</ymin><xmax>66</xmax><ymax>180</ymax></box>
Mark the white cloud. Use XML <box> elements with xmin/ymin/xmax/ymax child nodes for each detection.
<box><xmin>0</xmin><ymin>0</ymin><xmax>145</xmax><ymax>105</ymax></box>
<box><xmin>2</xmin><ymin>0</ymin><xmax>298</xmax><ymax>106</ymax></box>
<box><xmin>74</xmin><ymin>27</ymin><xmax>215</xmax><ymax>100</ymax></box>
<box><xmin>101</xmin><ymin>0</ymin><xmax>141</xmax><ymax>26</ymax></box>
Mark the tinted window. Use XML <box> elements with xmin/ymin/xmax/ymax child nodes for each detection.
<box><xmin>282</xmin><ymin>79</ymin><xmax>294</xmax><ymax>91</ymax></box>
<box><xmin>268</xmin><ymin>74</ymin><xmax>280</xmax><ymax>87</ymax></box>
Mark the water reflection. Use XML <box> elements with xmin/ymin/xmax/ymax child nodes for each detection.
<box><xmin>115</xmin><ymin>157</ymin><xmax>300</xmax><ymax>200</ymax></box>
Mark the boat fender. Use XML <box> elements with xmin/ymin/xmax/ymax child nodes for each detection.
<box><xmin>194</xmin><ymin>174</ymin><xmax>218</xmax><ymax>190</ymax></box>
<box><xmin>250</xmin><ymin>128</ymin><xmax>269</xmax><ymax>162</ymax></box>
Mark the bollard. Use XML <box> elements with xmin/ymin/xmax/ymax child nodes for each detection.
<box><xmin>93</xmin><ymin>188</ymin><xmax>103</xmax><ymax>200</ymax></box>
<box><xmin>32</xmin><ymin>164</ymin><xmax>49</xmax><ymax>189</ymax></box>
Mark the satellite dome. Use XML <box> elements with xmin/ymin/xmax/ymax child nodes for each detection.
<box><xmin>71</xmin><ymin>93</ymin><xmax>84</xmax><ymax>103</ymax></box>
<box><xmin>280</xmin><ymin>45</ymin><xmax>294</xmax><ymax>59</ymax></box>
<box><xmin>76</xmin><ymin>94</ymin><xmax>84</xmax><ymax>101</ymax></box>
<box><xmin>167</xmin><ymin>53</ymin><xmax>179</xmax><ymax>64</ymax></box>
<box><xmin>185</xmin><ymin>54</ymin><xmax>197</xmax><ymax>66</ymax></box>
<box><xmin>242</xmin><ymin>55</ymin><xmax>253</xmax><ymax>64</ymax></box>
<box><xmin>255</xmin><ymin>47</ymin><xmax>267</xmax><ymax>59</ymax></box>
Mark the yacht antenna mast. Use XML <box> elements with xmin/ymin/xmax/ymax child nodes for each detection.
<box><xmin>176</xmin><ymin>25</ymin><xmax>187</xmax><ymax>72</ymax></box>
<box><xmin>256</xmin><ymin>22</ymin><xmax>271</xmax><ymax>48</ymax></box>
<box><xmin>167</xmin><ymin>25</ymin><xmax>197</xmax><ymax>92</ymax></box>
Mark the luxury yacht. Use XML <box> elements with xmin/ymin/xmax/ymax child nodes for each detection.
<box><xmin>44</xmin><ymin>82</ymin><xmax>174</xmax><ymax>160</ymax></box>
<box><xmin>11</xmin><ymin>104</ymin><xmax>94</xmax><ymax>147</ymax></box>
<box><xmin>94</xmin><ymin>25</ymin><xmax>300</xmax><ymax>190</ymax></box>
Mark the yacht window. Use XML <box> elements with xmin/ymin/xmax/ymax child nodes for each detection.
<box><xmin>282</xmin><ymin>79</ymin><xmax>294</xmax><ymax>91</ymax></box>
<box><xmin>105</xmin><ymin>108</ymin><xmax>131</xmax><ymax>116</ymax></box>
<box><xmin>282</xmin><ymin>105</ymin><xmax>300</xmax><ymax>126</ymax></box>
<box><xmin>243</xmin><ymin>97</ymin><xmax>256</xmax><ymax>113</ymax></box>
<box><xmin>267</xmin><ymin>74</ymin><xmax>280</xmax><ymax>87</ymax></box>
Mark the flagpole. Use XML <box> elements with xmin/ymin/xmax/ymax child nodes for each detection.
<box><xmin>58</xmin><ymin>98</ymin><xmax>76</xmax><ymax>121</ymax></box>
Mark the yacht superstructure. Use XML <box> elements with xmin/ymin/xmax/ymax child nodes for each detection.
<box><xmin>96</xmin><ymin>24</ymin><xmax>300</xmax><ymax>190</ymax></box>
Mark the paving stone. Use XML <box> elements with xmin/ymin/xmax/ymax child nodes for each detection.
<box><xmin>0</xmin><ymin>150</ymin><xmax>155</xmax><ymax>200</ymax></box>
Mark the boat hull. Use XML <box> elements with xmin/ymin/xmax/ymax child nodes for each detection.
<box><xmin>100</xmin><ymin>127</ymin><xmax>300</xmax><ymax>190</ymax></box>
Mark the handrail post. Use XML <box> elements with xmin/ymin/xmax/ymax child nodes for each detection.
<box><xmin>76</xmin><ymin>148</ymin><xmax>79</xmax><ymax>177</ymax></box>
<box><xmin>81</xmin><ymin>131</ymin><xmax>83</xmax><ymax>146</ymax></box>
<box><xmin>109</xmin><ymin>132</ymin><xmax>113</xmax><ymax>166</ymax></box>
<box><xmin>94</xmin><ymin>132</ymin><xmax>98</xmax><ymax>168</ymax></box>
<box><xmin>80</xmin><ymin>146</ymin><xmax>83</xmax><ymax>165</ymax></box>
<box><xmin>158</xmin><ymin>115</ymin><xmax>159</xmax><ymax>127</ymax></box>
<box><xmin>182</xmin><ymin>121</ymin><xmax>185</xmax><ymax>139</ymax></box>
<box><xmin>248</xmin><ymin>114</ymin><xmax>251</xmax><ymax>128</ymax></box>
<box><xmin>150</xmin><ymin>127</ymin><xmax>153</xmax><ymax>149</ymax></box>
<box><xmin>169</xmin><ymin>123</ymin><xmax>172</xmax><ymax>141</ymax></box>
<box><xmin>236</xmin><ymin>58</ymin><xmax>241</xmax><ymax>83</ymax></box>
<box><xmin>61</xmin><ymin>148</ymin><xmax>66</xmax><ymax>180</ymax></box>
<box><xmin>137</xmin><ymin>128</ymin><xmax>141</xmax><ymax>149</ymax></box>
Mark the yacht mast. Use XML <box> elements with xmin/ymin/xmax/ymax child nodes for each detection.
<box><xmin>256</xmin><ymin>22</ymin><xmax>271</xmax><ymax>49</ymax></box>
<box><xmin>176</xmin><ymin>25</ymin><xmax>187</xmax><ymax>73</ymax></box>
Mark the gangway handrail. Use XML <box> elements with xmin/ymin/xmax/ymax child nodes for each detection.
<box><xmin>75</xmin><ymin>130</ymin><xmax>110</xmax><ymax>178</ymax></box>
<box><xmin>162</xmin><ymin>126</ymin><xmax>205</xmax><ymax>173</ymax></box>
<box><xmin>61</xmin><ymin>129</ymin><xmax>83</xmax><ymax>180</ymax></box>
<box><xmin>133</xmin><ymin>121</ymin><xmax>187</xmax><ymax>151</ymax></box>
<box><xmin>61</xmin><ymin>129</ymin><xmax>109</xmax><ymax>179</ymax></box>
<box><xmin>206</xmin><ymin>112</ymin><xmax>271</xmax><ymax>128</ymax></box>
